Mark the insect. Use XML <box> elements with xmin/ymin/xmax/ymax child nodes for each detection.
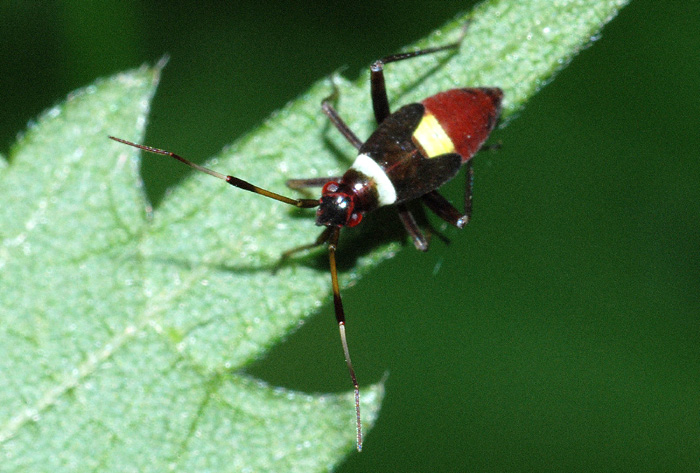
<box><xmin>110</xmin><ymin>28</ymin><xmax>502</xmax><ymax>452</ymax></box>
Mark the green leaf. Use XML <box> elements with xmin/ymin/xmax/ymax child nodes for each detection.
<box><xmin>0</xmin><ymin>0</ymin><xmax>628</xmax><ymax>471</ymax></box>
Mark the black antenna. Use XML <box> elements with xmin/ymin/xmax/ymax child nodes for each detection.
<box><xmin>108</xmin><ymin>137</ymin><xmax>319</xmax><ymax>209</ymax></box>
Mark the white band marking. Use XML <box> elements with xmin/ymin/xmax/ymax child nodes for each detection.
<box><xmin>350</xmin><ymin>154</ymin><xmax>397</xmax><ymax>206</ymax></box>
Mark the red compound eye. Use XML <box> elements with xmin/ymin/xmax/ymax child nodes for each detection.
<box><xmin>347</xmin><ymin>212</ymin><xmax>363</xmax><ymax>227</ymax></box>
<box><xmin>322</xmin><ymin>181</ymin><xmax>340</xmax><ymax>194</ymax></box>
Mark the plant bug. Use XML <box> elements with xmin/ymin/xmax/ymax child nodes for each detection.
<box><xmin>110</xmin><ymin>27</ymin><xmax>502</xmax><ymax>452</ymax></box>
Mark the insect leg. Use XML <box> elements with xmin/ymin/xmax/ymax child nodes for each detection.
<box><xmin>420</xmin><ymin>160</ymin><xmax>473</xmax><ymax>228</ymax></box>
<box><xmin>321</xmin><ymin>79</ymin><xmax>363</xmax><ymax>150</ymax></box>
<box><xmin>421</xmin><ymin>191</ymin><xmax>467</xmax><ymax>228</ymax></box>
<box><xmin>464</xmin><ymin>159</ymin><xmax>474</xmax><ymax>224</ymax></box>
<box><xmin>279</xmin><ymin>226</ymin><xmax>333</xmax><ymax>261</ymax></box>
<box><xmin>370</xmin><ymin>23</ymin><xmax>469</xmax><ymax>124</ymax></box>
<box><xmin>397</xmin><ymin>203</ymin><xmax>429</xmax><ymax>251</ymax></box>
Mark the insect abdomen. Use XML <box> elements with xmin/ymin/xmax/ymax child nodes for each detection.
<box><xmin>415</xmin><ymin>88</ymin><xmax>503</xmax><ymax>161</ymax></box>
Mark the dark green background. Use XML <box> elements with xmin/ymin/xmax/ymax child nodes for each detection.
<box><xmin>2</xmin><ymin>1</ymin><xmax>698</xmax><ymax>471</ymax></box>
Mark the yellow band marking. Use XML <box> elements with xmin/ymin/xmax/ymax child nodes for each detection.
<box><xmin>412</xmin><ymin>112</ymin><xmax>455</xmax><ymax>158</ymax></box>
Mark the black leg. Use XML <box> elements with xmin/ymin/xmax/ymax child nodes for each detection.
<box><xmin>397</xmin><ymin>203</ymin><xmax>429</xmax><ymax>251</ymax></box>
<box><xmin>369</xmin><ymin>62</ymin><xmax>391</xmax><ymax>125</ymax></box>
<box><xmin>370</xmin><ymin>24</ymin><xmax>468</xmax><ymax>125</ymax></box>
<box><xmin>464</xmin><ymin>159</ymin><xmax>474</xmax><ymax>224</ymax></box>
<box><xmin>278</xmin><ymin>226</ymin><xmax>334</xmax><ymax>262</ymax></box>
<box><xmin>420</xmin><ymin>160</ymin><xmax>474</xmax><ymax>229</ymax></box>
<box><xmin>421</xmin><ymin>191</ymin><xmax>467</xmax><ymax>228</ymax></box>
<box><xmin>321</xmin><ymin>80</ymin><xmax>363</xmax><ymax>150</ymax></box>
<box><xmin>479</xmin><ymin>141</ymin><xmax>502</xmax><ymax>152</ymax></box>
